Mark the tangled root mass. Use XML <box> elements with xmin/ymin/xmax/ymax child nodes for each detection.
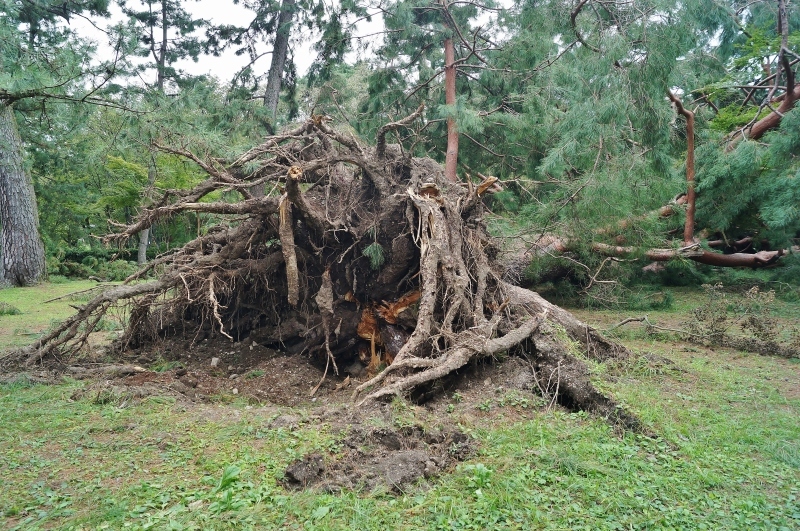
<box><xmin>8</xmin><ymin>116</ymin><xmax>639</xmax><ymax>427</ymax></box>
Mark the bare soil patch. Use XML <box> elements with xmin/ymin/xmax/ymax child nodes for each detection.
<box><xmin>37</xmin><ymin>335</ymin><xmax>632</xmax><ymax>492</ymax></box>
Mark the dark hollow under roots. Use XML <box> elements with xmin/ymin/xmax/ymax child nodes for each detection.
<box><xmin>4</xmin><ymin>116</ymin><xmax>643</xmax><ymax>431</ymax></box>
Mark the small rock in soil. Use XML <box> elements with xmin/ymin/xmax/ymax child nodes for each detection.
<box><xmin>179</xmin><ymin>376</ymin><xmax>198</xmax><ymax>388</ymax></box>
<box><xmin>371</xmin><ymin>428</ymin><xmax>403</xmax><ymax>450</ymax></box>
<box><xmin>168</xmin><ymin>381</ymin><xmax>190</xmax><ymax>394</ymax></box>
<box><xmin>210</xmin><ymin>357</ymin><xmax>220</xmax><ymax>367</ymax></box>
<box><xmin>344</xmin><ymin>361</ymin><xmax>365</xmax><ymax>377</ymax></box>
<box><xmin>284</xmin><ymin>454</ymin><xmax>325</xmax><ymax>488</ymax></box>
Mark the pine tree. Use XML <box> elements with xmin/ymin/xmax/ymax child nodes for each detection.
<box><xmin>121</xmin><ymin>0</ymin><xmax>208</xmax><ymax>263</ymax></box>
<box><xmin>0</xmin><ymin>0</ymin><xmax>115</xmax><ymax>286</ymax></box>
<box><xmin>205</xmin><ymin>0</ymin><xmax>363</xmax><ymax>127</ymax></box>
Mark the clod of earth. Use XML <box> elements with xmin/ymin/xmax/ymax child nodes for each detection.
<box><xmin>3</xmin><ymin>115</ymin><xmax>640</xmax><ymax>429</ymax></box>
<box><xmin>283</xmin><ymin>425</ymin><xmax>475</xmax><ymax>493</ymax></box>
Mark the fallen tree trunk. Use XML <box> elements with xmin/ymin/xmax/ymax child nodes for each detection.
<box><xmin>521</xmin><ymin>235</ymin><xmax>784</xmax><ymax>271</ymax></box>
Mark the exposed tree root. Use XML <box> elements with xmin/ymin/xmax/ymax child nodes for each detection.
<box><xmin>2</xmin><ymin>116</ymin><xmax>642</xmax><ymax>430</ymax></box>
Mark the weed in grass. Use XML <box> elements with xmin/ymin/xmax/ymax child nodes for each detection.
<box><xmin>462</xmin><ymin>463</ymin><xmax>493</xmax><ymax>491</ymax></box>
<box><xmin>497</xmin><ymin>390</ymin><xmax>537</xmax><ymax>409</ymax></box>
<box><xmin>477</xmin><ymin>399</ymin><xmax>493</xmax><ymax>412</ymax></box>
<box><xmin>0</xmin><ymin>302</ymin><xmax>22</xmax><ymax>316</ymax></box>
<box><xmin>390</xmin><ymin>397</ymin><xmax>420</xmax><ymax>429</ymax></box>
<box><xmin>245</xmin><ymin>369</ymin><xmax>265</xmax><ymax>379</ymax></box>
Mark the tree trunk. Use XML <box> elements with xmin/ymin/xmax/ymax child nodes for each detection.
<box><xmin>667</xmin><ymin>92</ymin><xmax>696</xmax><ymax>245</ymax></box>
<box><xmin>0</xmin><ymin>104</ymin><xmax>46</xmax><ymax>287</ymax></box>
<box><xmin>264</xmin><ymin>0</ymin><xmax>295</xmax><ymax>122</ymax></box>
<box><xmin>156</xmin><ymin>0</ymin><xmax>168</xmax><ymax>89</ymax></box>
<box><xmin>138</xmin><ymin>3</ymin><xmax>168</xmax><ymax>267</ymax></box>
<box><xmin>137</xmin><ymin>160</ymin><xmax>157</xmax><ymax>266</ymax></box>
<box><xmin>443</xmin><ymin>36</ymin><xmax>458</xmax><ymax>183</ymax></box>
<box><xmin>137</xmin><ymin>228</ymin><xmax>150</xmax><ymax>265</ymax></box>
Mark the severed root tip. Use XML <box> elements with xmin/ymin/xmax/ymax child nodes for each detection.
<box><xmin>476</xmin><ymin>176</ymin><xmax>501</xmax><ymax>196</ymax></box>
<box><xmin>288</xmin><ymin>165</ymin><xmax>303</xmax><ymax>180</ymax></box>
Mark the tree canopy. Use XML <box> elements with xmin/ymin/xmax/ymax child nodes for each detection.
<box><xmin>1</xmin><ymin>0</ymin><xmax>798</xmax><ymax>293</ymax></box>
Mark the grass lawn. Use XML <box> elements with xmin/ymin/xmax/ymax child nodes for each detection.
<box><xmin>1</xmin><ymin>281</ymin><xmax>799</xmax><ymax>530</ymax></box>
<box><xmin>0</xmin><ymin>281</ymin><xmax>121</xmax><ymax>350</ymax></box>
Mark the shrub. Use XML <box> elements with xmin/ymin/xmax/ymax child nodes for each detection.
<box><xmin>686</xmin><ymin>283</ymin><xmax>779</xmax><ymax>343</ymax></box>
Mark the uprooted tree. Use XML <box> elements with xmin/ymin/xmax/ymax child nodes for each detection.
<box><xmin>4</xmin><ymin>114</ymin><xmax>641</xmax><ymax>427</ymax></box>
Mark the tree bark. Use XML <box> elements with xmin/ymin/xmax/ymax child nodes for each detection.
<box><xmin>137</xmin><ymin>227</ymin><xmax>150</xmax><ymax>265</ymax></box>
<box><xmin>156</xmin><ymin>0</ymin><xmax>168</xmax><ymax>89</ymax></box>
<box><xmin>443</xmin><ymin>35</ymin><xmax>458</xmax><ymax>183</ymax></box>
<box><xmin>137</xmin><ymin>160</ymin><xmax>157</xmax><ymax>265</ymax></box>
<box><xmin>667</xmin><ymin>92</ymin><xmax>696</xmax><ymax>245</ymax></box>
<box><xmin>264</xmin><ymin>0</ymin><xmax>295</xmax><ymax>122</ymax></box>
<box><xmin>0</xmin><ymin>104</ymin><xmax>46</xmax><ymax>286</ymax></box>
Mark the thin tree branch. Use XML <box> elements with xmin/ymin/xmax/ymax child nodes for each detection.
<box><xmin>571</xmin><ymin>0</ymin><xmax>600</xmax><ymax>53</ymax></box>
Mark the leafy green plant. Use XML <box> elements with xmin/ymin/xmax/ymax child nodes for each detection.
<box><xmin>245</xmin><ymin>369</ymin><xmax>265</xmax><ymax>379</ymax></box>
<box><xmin>462</xmin><ymin>463</ymin><xmax>493</xmax><ymax>490</ymax></box>
<box><xmin>710</xmin><ymin>103</ymin><xmax>760</xmax><ymax>132</ymax></box>
<box><xmin>477</xmin><ymin>399</ymin><xmax>492</xmax><ymax>412</ymax></box>
<box><xmin>96</xmin><ymin>260</ymin><xmax>139</xmax><ymax>281</ymax></box>
<box><xmin>214</xmin><ymin>465</ymin><xmax>241</xmax><ymax>493</ymax></box>
<box><xmin>150</xmin><ymin>358</ymin><xmax>183</xmax><ymax>373</ymax></box>
<box><xmin>498</xmin><ymin>391</ymin><xmax>533</xmax><ymax>409</ymax></box>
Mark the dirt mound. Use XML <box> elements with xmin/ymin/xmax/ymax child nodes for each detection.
<box><xmin>67</xmin><ymin>350</ymin><xmax>480</xmax><ymax>493</ymax></box>
<box><xmin>65</xmin><ymin>336</ymin><xmax>543</xmax><ymax>408</ymax></box>
<box><xmin>126</xmin><ymin>338</ymin><xmax>343</xmax><ymax>406</ymax></box>
<box><xmin>284</xmin><ymin>425</ymin><xmax>474</xmax><ymax>493</ymax></box>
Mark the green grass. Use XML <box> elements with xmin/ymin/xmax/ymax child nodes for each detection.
<box><xmin>0</xmin><ymin>281</ymin><xmax>117</xmax><ymax>350</ymax></box>
<box><xmin>0</xmin><ymin>283</ymin><xmax>799</xmax><ymax>529</ymax></box>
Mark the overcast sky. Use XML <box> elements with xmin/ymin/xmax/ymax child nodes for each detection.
<box><xmin>72</xmin><ymin>0</ymin><xmax>363</xmax><ymax>85</ymax></box>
